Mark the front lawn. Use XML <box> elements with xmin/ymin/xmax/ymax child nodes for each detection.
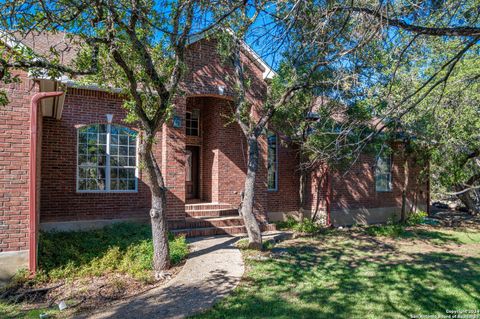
<box><xmin>195</xmin><ymin>225</ymin><xmax>480</xmax><ymax>319</ymax></box>
<box><xmin>0</xmin><ymin>222</ymin><xmax>189</xmax><ymax>319</ymax></box>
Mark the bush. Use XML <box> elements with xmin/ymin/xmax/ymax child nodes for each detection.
<box><xmin>275</xmin><ymin>216</ymin><xmax>299</xmax><ymax>230</ymax></box>
<box><xmin>38</xmin><ymin>222</ymin><xmax>188</xmax><ymax>282</ymax></box>
<box><xmin>293</xmin><ymin>218</ymin><xmax>322</xmax><ymax>234</ymax></box>
<box><xmin>406</xmin><ymin>211</ymin><xmax>428</xmax><ymax>226</ymax></box>
<box><xmin>364</xmin><ymin>224</ymin><xmax>405</xmax><ymax>237</ymax></box>
<box><xmin>275</xmin><ymin>216</ymin><xmax>322</xmax><ymax>234</ymax></box>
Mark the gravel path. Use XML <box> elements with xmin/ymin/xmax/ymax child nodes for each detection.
<box><xmin>78</xmin><ymin>236</ymin><xmax>243</xmax><ymax>319</ymax></box>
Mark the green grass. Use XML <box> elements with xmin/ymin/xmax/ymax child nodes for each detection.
<box><xmin>0</xmin><ymin>302</ymin><xmax>60</xmax><ymax>319</ymax></box>
<box><xmin>364</xmin><ymin>223</ymin><xmax>405</xmax><ymax>237</ymax></box>
<box><xmin>400</xmin><ymin>227</ymin><xmax>480</xmax><ymax>245</ymax></box>
<box><xmin>36</xmin><ymin>222</ymin><xmax>188</xmax><ymax>282</ymax></box>
<box><xmin>195</xmin><ymin>227</ymin><xmax>480</xmax><ymax>319</ymax></box>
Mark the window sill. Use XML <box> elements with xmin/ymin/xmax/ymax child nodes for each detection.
<box><xmin>76</xmin><ymin>190</ymin><xmax>138</xmax><ymax>194</ymax></box>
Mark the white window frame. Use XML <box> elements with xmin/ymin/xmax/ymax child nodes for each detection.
<box><xmin>267</xmin><ymin>132</ymin><xmax>279</xmax><ymax>191</ymax></box>
<box><xmin>186</xmin><ymin>110</ymin><xmax>200</xmax><ymax>136</ymax></box>
<box><xmin>375</xmin><ymin>154</ymin><xmax>392</xmax><ymax>192</ymax></box>
<box><xmin>76</xmin><ymin>123</ymin><xmax>139</xmax><ymax>193</ymax></box>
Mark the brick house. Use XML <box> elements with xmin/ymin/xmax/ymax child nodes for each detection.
<box><xmin>0</xmin><ymin>32</ymin><xmax>429</xmax><ymax>279</ymax></box>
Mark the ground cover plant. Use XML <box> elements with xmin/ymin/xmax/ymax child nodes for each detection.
<box><xmin>0</xmin><ymin>222</ymin><xmax>189</xmax><ymax>318</ymax></box>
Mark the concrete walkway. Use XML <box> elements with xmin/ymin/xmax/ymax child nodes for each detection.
<box><xmin>79</xmin><ymin>236</ymin><xmax>243</xmax><ymax>319</ymax></box>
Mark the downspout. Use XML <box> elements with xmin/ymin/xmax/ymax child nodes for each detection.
<box><xmin>29</xmin><ymin>91</ymin><xmax>64</xmax><ymax>274</ymax></box>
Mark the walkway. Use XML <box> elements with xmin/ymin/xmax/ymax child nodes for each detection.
<box><xmin>79</xmin><ymin>236</ymin><xmax>244</xmax><ymax>319</ymax></box>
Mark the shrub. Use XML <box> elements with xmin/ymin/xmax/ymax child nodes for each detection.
<box><xmin>406</xmin><ymin>211</ymin><xmax>428</xmax><ymax>226</ymax></box>
<box><xmin>37</xmin><ymin>222</ymin><xmax>188</xmax><ymax>282</ymax></box>
<box><xmin>365</xmin><ymin>223</ymin><xmax>405</xmax><ymax>237</ymax></box>
<box><xmin>293</xmin><ymin>218</ymin><xmax>322</xmax><ymax>234</ymax></box>
<box><xmin>275</xmin><ymin>216</ymin><xmax>322</xmax><ymax>234</ymax></box>
<box><xmin>275</xmin><ymin>216</ymin><xmax>298</xmax><ymax>230</ymax></box>
<box><xmin>365</xmin><ymin>224</ymin><xmax>403</xmax><ymax>237</ymax></box>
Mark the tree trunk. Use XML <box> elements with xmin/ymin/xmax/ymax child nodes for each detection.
<box><xmin>455</xmin><ymin>185</ymin><xmax>479</xmax><ymax>215</ymax></box>
<box><xmin>150</xmin><ymin>193</ymin><xmax>170</xmax><ymax>276</ymax></box>
<box><xmin>298</xmin><ymin>165</ymin><xmax>308</xmax><ymax>220</ymax></box>
<box><xmin>241</xmin><ymin>136</ymin><xmax>263</xmax><ymax>250</ymax></box>
<box><xmin>141</xmin><ymin>139</ymin><xmax>170</xmax><ymax>278</ymax></box>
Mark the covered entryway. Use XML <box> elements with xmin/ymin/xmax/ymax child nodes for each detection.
<box><xmin>185</xmin><ymin>95</ymin><xmax>248</xmax><ymax>206</ymax></box>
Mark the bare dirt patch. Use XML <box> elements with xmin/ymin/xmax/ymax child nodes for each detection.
<box><xmin>1</xmin><ymin>262</ymin><xmax>184</xmax><ymax>317</ymax></box>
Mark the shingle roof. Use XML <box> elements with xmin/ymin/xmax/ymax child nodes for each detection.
<box><xmin>10</xmin><ymin>30</ymin><xmax>81</xmax><ymax>66</ymax></box>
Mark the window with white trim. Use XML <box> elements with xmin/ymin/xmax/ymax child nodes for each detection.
<box><xmin>267</xmin><ymin>132</ymin><xmax>278</xmax><ymax>191</ymax></box>
<box><xmin>375</xmin><ymin>154</ymin><xmax>392</xmax><ymax>192</ymax></box>
<box><xmin>186</xmin><ymin>110</ymin><xmax>199</xmax><ymax>136</ymax></box>
<box><xmin>77</xmin><ymin>124</ymin><xmax>138</xmax><ymax>192</ymax></box>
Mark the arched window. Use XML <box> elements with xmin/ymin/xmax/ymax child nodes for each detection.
<box><xmin>77</xmin><ymin>124</ymin><xmax>138</xmax><ymax>192</ymax></box>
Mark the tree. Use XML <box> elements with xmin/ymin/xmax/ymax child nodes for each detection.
<box><xmin>387</xmin><ymin>49</ymin><xmax>480</xmax><ymax>213</ymax></box>
<box><xmin>1</xmin><ymin>0</ymin><xmax>243</xmax><ymax>277</ymax></box>
<box><xmin>266</xmin><ymin>0</ymin><xmax>479</xmax><ymax>221</ymax></box>
<box><xmin>215</xmin><ymin>0</ymin><xmax>383</xmax><ymax>243</ymax></box>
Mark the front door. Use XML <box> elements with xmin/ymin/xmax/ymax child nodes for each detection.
<box><xmin>185</xmin><ymin>146</ymin><xmax>199</xmax><ymax>200</ymax></box>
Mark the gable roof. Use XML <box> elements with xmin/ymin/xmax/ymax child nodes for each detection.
<box><xmin>187</xmin><ymin>29</ymin><xmax>276</xmax><ymax>80</ymax></box>
<box><xmin>11</xmin><ymin>31</ymin><xmax>80</xmax><ymax>66</ymax></box>
<box><xmin>3</xmin><ymin>29</ymin><xmax>276</xmax><ymax>81</ymax></box>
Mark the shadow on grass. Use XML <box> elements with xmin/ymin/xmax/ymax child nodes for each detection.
<box><xmin>194</xmin><ymin>234</ymin><xmax>480</xmax><ymax>319</ymax></box>
<box><xmin>400</xmin><ymin>229</ymin><xmax>464</xmax><ymax>245</ymax></box>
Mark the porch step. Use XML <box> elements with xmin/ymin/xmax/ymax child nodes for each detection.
<box><xmin>185</xmin><ymin>203</ymin><xmax>236</xmax><ymax>211</ymax></box>
<box><xmin>186</xmin><ymin>209</ymin><xmax>239</xmax><ymax>218</ymax></box>
<box><xmin>172</xmin><ymin>223</ymin><xmax>277</xmax><ymax>237</ymax></box>
<box><xmin>185</xmin><ymin>216</ymin><xmax>244</xmax><ymax>228</ymax></box>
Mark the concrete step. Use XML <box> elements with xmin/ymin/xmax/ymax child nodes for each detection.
<box><xmin>172</xmin><ymin>223</ymin><xmax>277</xmax><ymax>238</ymax></box>
<box><xmin>185</xmin><ymin>203</ymin><xmax>236</xmax><ymax>211</ymax></box>
<box><xmin>185</xmin><ymin>216</ymin><xmax>244</xmax><ymax>228</ymax></box>
<box><xmin>186</xmin><ymin>209</ymin><xmax>239</xmax><ymax>218</ymax></box>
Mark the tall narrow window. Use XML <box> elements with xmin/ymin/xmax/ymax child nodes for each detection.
<box><xmin>375</xmin><ymin>153</ymin><xmax>392</xmax><ymax>192</ymax></box>
<box><xmin>77</xmin><ymin>124</ymin><xmax>138</xmax><ymax>192</ymax></box>
<box><xmin>186</xmin><ymin>109</ymin><xmax>199</xmax><ymax>136</ymax></box>
<box><xmin>267</xmin><ymin>132</ymin><xmax>278</xmax><ymax>191</ymax></box>
<box><xmin>185</xmin><ymin>150</ymin><xmax>192</xmax><ymax>182</ymax></box>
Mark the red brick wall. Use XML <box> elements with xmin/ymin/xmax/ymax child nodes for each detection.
<box><xmin>40</xmin><ymin>88</ymin><xmax>151</xmax><ymax>223</ymax></box>
<box><xmin>160</xmin><ymin>96</ymin><xmax>187</xmax><ymax>220</ymax></box>
<box><xmin>38</xmin><ymin>37</ymin><xmax>272</xmax><ymax>225</ymax></box>
<box><xmin>330</xmin><ymin>152</ymin><xmax>428</xmax><ymax>211</ymax></box>
<box><xmin>303</xmin><ymin>149</ymin><xmax>429</xmax><ymax>226</ymax></box>
<box><xmin>197</xmin><ymin>97</ymin><xmax>219</xmax><ymax>202</ymax></box>
<box><xmin>216</xmin><ymin>101</ymin><xmax>248</xmax><ymax>206</ymax></box>
<box><xmin>0</xmin><ymin>71</ymin><xmax>35</xmax><ymax>252</ymax></box>
<box><xmin>267</xmin><ymin>143</ymin><xmax>301</xmax><ymax>213</ymax></box>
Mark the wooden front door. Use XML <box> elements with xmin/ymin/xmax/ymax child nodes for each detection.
<box><xmin>185</xmin><ymin>146</ymin><xmax>200</xmax><ymax>200</ymax></box>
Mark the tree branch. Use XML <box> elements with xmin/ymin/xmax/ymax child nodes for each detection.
<box><xmin>334</xmin><ymin>6</ymin><xmax>480</xmax><ymax>37</ymax></box>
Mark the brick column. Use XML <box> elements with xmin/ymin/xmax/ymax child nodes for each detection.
<box><xmin>161</xmin><ymin>96</ymin><xmax>186</xmax><ymax>221</ymax></box>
